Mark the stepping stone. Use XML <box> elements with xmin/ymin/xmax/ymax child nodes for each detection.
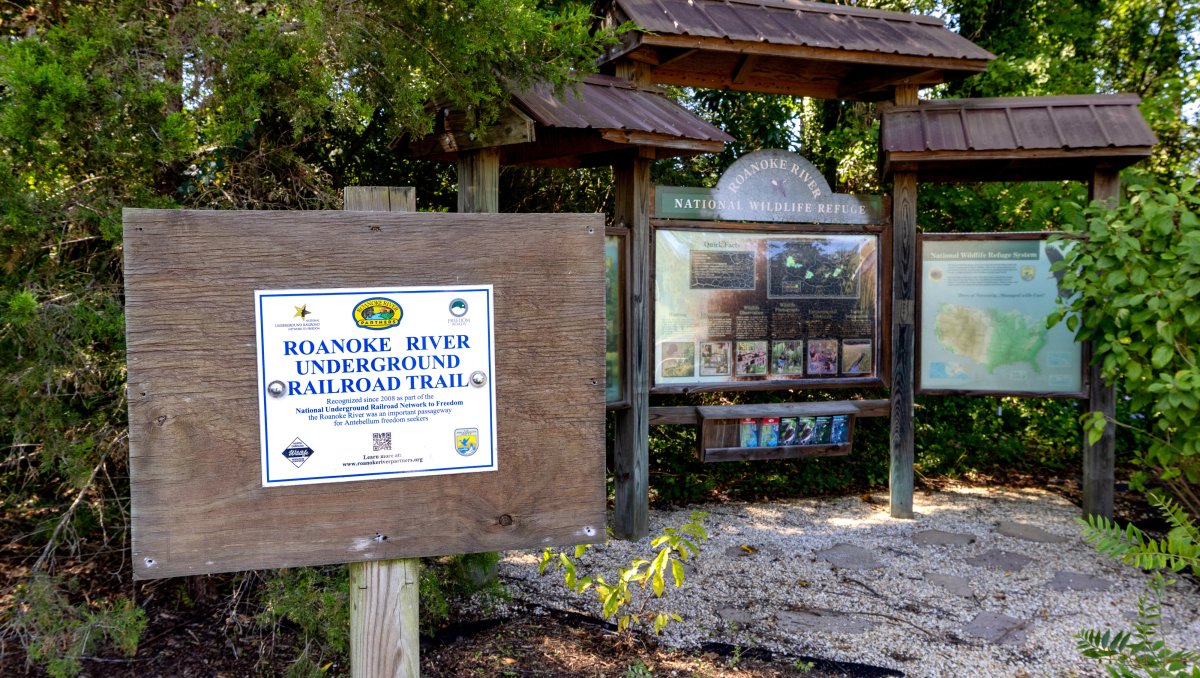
<box><xmin>775</xmin><ymin>609</ymin><xmax>877</xmax><ymax>635</ymax></box>
<box><xmin>1048</xmin><ymin>571</ymin><xmax>1112</xmax><ymax>592</ymax></box>
<box><xmin>924</xmin><ymin>572</ymin><xmax>974</xmax><ymax>597</ymax></box>
<box><xmin>912</xmin><ymin>529</ymin><xmax>975</xmax><ymax>546</ymax></box>
<box><xmin>961</xmin><ymin>611</ymin><xmax>1030</xmax><ymax>645</ymax></box>
<box><xmin>722</xmin><ymin>544</ymin><xmax>778</xmax><ymax>558</ymax></box>
<box><xmin>817</xmin><ymin>543</ymin><xmax>883</xmax><ymax>570</ymax></box>
<box><xmin>964</xmin><ymin>549</ymin><xmax>1032</xmax><ymax>571</ymax></box>
<box><xmin>996</xmin><ymin>521</ymin><xmax>1068</xmax><ymax>543</ymax></box>
<box><xmin>716</xmin><ymin>607</ymin><xmax>755</xmax><ymax>625</ymax></box>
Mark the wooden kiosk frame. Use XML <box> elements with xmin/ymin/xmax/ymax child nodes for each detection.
<box><xmin>410</xmin><ymin>0</ymin><xmax>1157</xmax><ymax>537</ymax></box>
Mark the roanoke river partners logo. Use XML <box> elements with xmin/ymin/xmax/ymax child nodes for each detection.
<box><xmin>352</xmin><ymin>297</ymin><xmax>402</xmax><ymax>330</ymax></box>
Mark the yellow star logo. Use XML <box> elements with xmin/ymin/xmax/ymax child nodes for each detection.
<box><xmin>294</xmin><ymin>304</ymin><xmax>313</xmax><ymax>319</ymax></box>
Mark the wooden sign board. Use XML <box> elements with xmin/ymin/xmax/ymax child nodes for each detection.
<box><xmin>124</xmin><ymin>210</ymin><xmax>606</xmax><ymax>579</ymax></box>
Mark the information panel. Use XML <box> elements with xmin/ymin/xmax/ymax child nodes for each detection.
<box><xmin>256</xmin><ymin>285</ymin><xmax>497</xmax><ymax>486</ymax></box>
<box><xmin>919</xmin><ymin>236</ymin><xmax>1083</xmax><ymax>395</ymax></box>
<box><xmin>654</xmin><ymin>228</ymin><xmax>879</xmax><ymax>389</ymax></box>
<box><xmin>605</xmin><ymin>234</ymin><xmax>624</xmax><ymax>405</ymax></box>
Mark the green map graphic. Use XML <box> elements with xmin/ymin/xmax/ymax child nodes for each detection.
<box><xmin>934</xmin><ymin>304</ymin><xmax>1047</xmax><ymax>373</ymax></box>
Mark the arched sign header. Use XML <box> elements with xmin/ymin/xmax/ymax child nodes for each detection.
<box><xmin>655</xmin><ymin>149</ymin><xmax>884</xmax><ymax>224</ymax></box>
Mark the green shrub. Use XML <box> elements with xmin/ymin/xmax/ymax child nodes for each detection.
<box><xmin>1051</xmin><ymin>177</ymin><xmax>1200</xmax><ymax>516</ymax></box>
<box><xmin>1076</xmin><ymin>494</ymin><xmax>1200</xmax><ymax>675</ymax></box>
<box><xmin>6</xmin><ymin>575</ymin><xmax>145</xmax><ymax>678</ymax></box>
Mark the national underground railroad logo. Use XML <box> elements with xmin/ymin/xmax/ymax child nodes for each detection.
<box><xmin>352</xmin><ymin>297</ymin><xmax>402</xmax><ymax>330</ymax></box>
<box><xmin>282</xmin><ymin>438</ymin><xmax>315</xmax><ymax>468</ymax></box>
<box><xmin>449</xmin><ymin>298</ymin><xmax>468</xmax><ymax>317</ymax></box>
<box><xmin>454</xmin><ymin>428</ymin><xmax>479</xmax><ymax>456</ymax></box>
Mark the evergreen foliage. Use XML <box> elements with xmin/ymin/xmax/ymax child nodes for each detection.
<box><xmin>0</xmin><ymin>2</ymin><xmax>613</xmax><ymax>673</ymax></box>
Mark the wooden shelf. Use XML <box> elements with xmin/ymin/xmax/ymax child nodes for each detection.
<box><xmin>704</xmin><ymin>443</ymin><xmax>851</xmax><ymax>463</ymax></box>
<box><xmin>696</xmin><ymin>402</ymin><xmax>860</xmax><ymax>420</ymax></box>
<box><xmin>696</xmin><ymin>406</ymin><xmax>857</xmax><ymax>463</ymax></box>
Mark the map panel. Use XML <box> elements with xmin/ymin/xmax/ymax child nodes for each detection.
<box><xmin>654</xmin><ymin>229</ymin><xmax>879</xmax><ymax>389</ymax></box>
<box><xmin>919</xmin><ymin>237</ymin><xmax>1083</xmax><ymax>395</ymax></box>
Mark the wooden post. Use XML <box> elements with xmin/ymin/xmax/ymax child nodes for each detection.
<box><xmin>612</xmin><ymin>59</ymin><xmax>653</xmax><ymax>541</ymax></box>
<box><xmin>457</xmin><ymin>149</ymin><xmax>500</xmax><ymax>213</ymax></box>
<box><xmin>344</xmin><ymin>186</ymin><xmax>420</xmax><ymax>678</ymax></box>
<box><xmin>612</xmin><ymin>148</ymin><xmax>652</xmax><ymax>540</ymax></box>
<box><xmin>1084</xmin><ymin>169</ymin><xmax>1120</xmax><ymax>519</ymax></box>
<box><xmin>889</xmin><ymin>85</ymin><xmax>919</xmax><ymax>520</ymax></box>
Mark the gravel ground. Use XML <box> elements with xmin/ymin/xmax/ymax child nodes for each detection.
<box><xmin>497</xmin><ymin>484</ymin><xmax>1200</xmax><ymax>677</ymax></box>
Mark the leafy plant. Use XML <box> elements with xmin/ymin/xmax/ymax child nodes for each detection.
<box><xmin>1049</xmin><ymin>177</ymin><xmax>1200</xmax><ymax>516</ymax></box>
<box><xmin>1076</xmin><ymin>494</ymin><xmax>1200</xmax><ymax>676</ymax></box>
<box><xmin>1080</xmin><ymin>494</ymin><xmax>1199</xmax><ymax>576</ymax></box>
<box><xmin>5</xmin><ymin>576</ymin><xmax>145</xmax><ymax>678</ymax></box>
<box><xmin>539</xmin><ymin>512</ymin><xmax>708</xmax><ymax>634</ymax></box>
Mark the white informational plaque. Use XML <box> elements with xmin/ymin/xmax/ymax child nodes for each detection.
<box><xmin>255</xmin><ymin>285</ymin><xmax>497</xmax><ymax>487</ymax></box>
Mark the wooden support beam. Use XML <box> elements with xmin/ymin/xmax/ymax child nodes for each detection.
<box><xmin>642</xmin><ymin>34</ymin><xmax>991</xmax><ymax>74</ymax></box>
<box><xmin>457</xmin><ymin>149</ymin><xmax>500</xmax><ymax>213</ymax></box>
<box><xmin>1084</xmin><ymin>169</ymin><xmax>1120</xmax><ymax>520</ymax></box>
<box><xmin>408</xmin><ymin>105</ymin><xmax>535</xmax><ymax>159</ymax></box>
<box><xmin>344</xmin><ymin>186</ymin><xmax>419</xmax><ymax>678</ymax></box>
<box><xmin>731</xmin><ymin>53</ymin><xmax>762</xmax><ymax>85</ymax></box>
<box><xmin>838</xmin><ymin>68</ymin><xmax>941</xmax><ymax>99</ymax></box>
<box><xmin>599</xmin><ymin>129</ymin><xmax>726</xmax><ymax>154</ymax></box>
<box><xmin>612</xmin><ymin>148</ymin><xmax>651</xmax><ymax>541</ymax></box>
<box><xmin>889</xmin><ymin>84</ymin><xmax>919</xmax><ymax>520</ymax></box>
<box><xmin>657</xmin><ymin>47</ymin><xmax>699</xmax><ymax>68</ymax></box>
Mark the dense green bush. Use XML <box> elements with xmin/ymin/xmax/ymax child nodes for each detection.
<box><xmin>1051</xmin><ymin>177</ymin><xmax>1200</xmax><ymax>517</ymax></box>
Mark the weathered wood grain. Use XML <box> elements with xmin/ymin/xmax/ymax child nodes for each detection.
<box><xmin>612</xmin><ymin>149</ymin><xmax>652</xmax><ymax>541</ymax></box>
<box><xmin>350</xmin><ymin>557</ymin><xmax>419</xmax><ymax>678</ymax></box>
<box><xmin>343</xmin><ymin>187</ymin><xmax>419</xmax><ymax>678</ymax></box>
<box><xmin>124</xmin><ymin>209</ymin><xmax>606</xmax><ymax>578</ymax></box>
<box><xmin>1083</xmin><ymin>169</ymin><xmax>1120</xmax><ymax>519</ymax></box>
<box><xmin>457</xmin><ymin>149</ymin><xmax>500</xmax><ymax>213</ymax></box>
<box><xmin>889</xmin><ymin>87</ymin><xmax>918</xmax><ymax>520</ymax></box>
<box><xmin>702</xmin><ymin>445</ymin><xmax>851</xmax><ymax>463</ymax></box>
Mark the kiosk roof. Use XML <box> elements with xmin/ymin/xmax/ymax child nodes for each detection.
<box><xmin>880</xmin><ymin>94</ymin><xmax>1157</xmax><ymax>181</ymax></box>
<box><xmin>409</xmin><ymin>75</ymin><xmax>732</xmax><ymax>166</ymax></box>
<box><xmin>601</xmin><ymin>0</ymin><xmax>994</xmax><ymax>100</ymax></box>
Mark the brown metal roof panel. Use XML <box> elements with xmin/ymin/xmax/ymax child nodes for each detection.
<box><xmin>923</xmin><ymin>109</ymin><xmax>968</xmax><ymax>151</ymax></box>
<box><xmin>770</xmin><ymin>7</ymin><xmax>843</xmax><ymax>47</ymax></box>
<box><xmin>517</xmin><ymin>86</ymin><xmax>593</xmax><ymax>129</ymax></box>
<box><xmin>1050</xmin><ymin>106</ymin><xmax>1108</xmax><ymax>149</ymax></box>
<box><xmin>880</xmin><ymin>109</ymin><xmax>926</xmax><ymax>152</ymax></box>
<box><xmin>846</xmin><ymin>15</ymin><xmax>922</xmax><ymax>54</ymax></box>
<box><xmin>627</xmin><ymin>0</ymin><xmax>692</xmax><ymax>34</ymax></box>
<box><xmin>963</xmin><ymin>109</ymin><xmax>1017</xmax><ymax>150</ymax></box>
<box><xmin>703</xmin><ymin>2</ymin><xmax>766</xmax><ymax>41</ymax></box>
<box><xmin>1005</xmin><ymin>107</ymin><xmax>1060</xmax><ymax>149</ymax></box>
<box><xmin>616</xmin><ymin>0</ymin><xmax>995</xmax><ymax>62</ymax></box>
<box><xmin>596</xmin><ymin>87</ymin><xmax>688</xmax><ymax>137</ymax></box>
<box><xmin>514</xmin><ymin>76</ymin><xmax>733</xmax><ymax>143</ymax></box>
<box><xmin>1093</xmin><ymin>104</ymin><xmax>1157</xmax><ymax>147</ymax></box>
